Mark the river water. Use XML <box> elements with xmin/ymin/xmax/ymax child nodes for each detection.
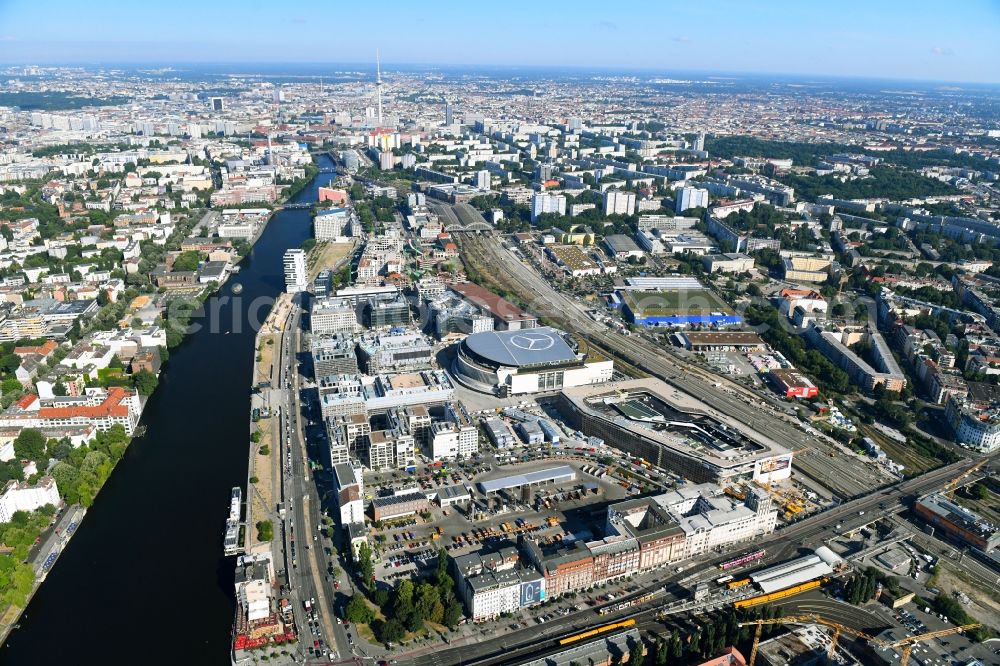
<box><xmin>0</xmin><ymin>154</ymin><xmax>330</xmax><ymax>665</ymax></box>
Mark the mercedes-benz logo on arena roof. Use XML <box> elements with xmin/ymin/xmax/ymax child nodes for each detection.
<box><xmin>509</xmin><ymin>332</ymin><xmax>555</xmax><ymax>351</ymax></box>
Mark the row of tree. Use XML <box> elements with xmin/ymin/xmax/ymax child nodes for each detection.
<box><xmin>0</xmin><ymin>504</ymin><xmax>58</xmax><ymax>608</ymax></box>
<box><xmin>648</xmin><ymin>605</ymin><xmax>786</xmax><ymax>665</ymax></box>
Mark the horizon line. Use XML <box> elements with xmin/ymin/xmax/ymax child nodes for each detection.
<box><xmin>1</xmin><ymin>60</ymin><xmax>999</xmax><ymax>88</ymax></box>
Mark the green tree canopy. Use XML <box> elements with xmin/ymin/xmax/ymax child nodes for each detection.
<box><xmin>13</xmin><ymin>429</ymin><xmax>47</xmax><ymax>463</ymax></box>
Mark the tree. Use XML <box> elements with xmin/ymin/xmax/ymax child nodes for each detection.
<box><xmin>405</xmin><ymin>608</ymin><xmax>424</xmax><ymax>633</ymax></box>
<box><xmin>375</xmin><ymin>618</ymin><xmax>406</xmax><ymax>644</ymax></box>
<box><xmin>393</xmin><ymin>579</ymin><xmax>415</xmax><ymax>619</ymax></box>
<box><xmin>131</xmin><ymin>369</ymin><xmax>158</xmax><ymax>395</ymax></box>
<box><xmin>358</xmin><ymin>542</ymin><xmax>374</xmax><ymax>589</ymax></box>
<box><xmin>50</xmin><ymin>462</ymin><xmax>79</xmax><ymax>502</ymax></box>
<box><xmin>13</xmin><ymin>429</ymin><xmax>47</xmax><ymax>463</ymax></box>
<box><xmin>47</xmin><ymin>439</ymin><xmax>73</xmax><ymax>461</ymax></box>
<box><xmin>669</xmin><ymin>630</ymin><xmax>683</xmax><ymax>659</ymax></box>
<box><xmin>256</xmin><ymin>520</ymin><xmax>273</xmax><ymax>541</ymax></box>
<box><xmin>172</xmin><ymin>250</ymin><xmax>202</xmax><ymax>272</ymax></box>
<box><xmin>1</xmin><ymin>378</ymin><xmax>22</xmax><ymax>395</ymax></box>
<box><xmin>0</xmin><ymin>354</ymin><xmax>20</xmax><ymax>374</ymax></box>
<box><xmin>0</xmin><ymin>459</ymin><xmax>24</xmax><ymax>486</ymax></box>
<box><xmin>345</xmin><ymin>594</ymin><xmax>376</xmax><ymax>624</ymax></box>
<box><xmin>443</xmin><ymin>600</ymin><xmax>464</xmax><ymax>628</ymax></box>
<box><xmin>52</xmin><ymin>381</ymin><xmax>68</xmax><ymax>396</ymax></box>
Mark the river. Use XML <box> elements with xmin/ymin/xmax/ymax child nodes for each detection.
<box><xmin>0</xmin><ymin>154</ymin><xmax>331</xmax><ymax>665</ymax></box>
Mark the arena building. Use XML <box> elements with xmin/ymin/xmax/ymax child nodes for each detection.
<box><xmin>558</xmin><ymin>378</ymin><xmax>792</xmax><ymax>484</ymax></box>
<box><xmin>453</xmin><ymin>327</ymin><xmax>613</xmax><ymax>396</ymax></box>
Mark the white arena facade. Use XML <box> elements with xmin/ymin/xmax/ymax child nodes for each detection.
<box><xmin>453</xmin><ymin>327</ymin><xmax>613</xmax><ymax>396</ymax></box>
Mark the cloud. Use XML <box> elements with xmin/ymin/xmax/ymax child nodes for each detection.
<box><xmin>673</xmin><ymin>36</ymin><xmax>691</xmax><ymax>43</ymax></box>
<box><xmin>290</xmin><ymin>16</ymin><xmax>307</xmax><ymax>24</ymax></box>
<box><xmin>593</xmin><ymin>20</ymin><xmax>617</xmax><ymax>31</ymax></box>
<box><xmin>930</xmin><ymin>46</ymin><xmax>954</xmax><ymax>56</ymax></box>
<box><xmin>0</xmin><ymin>35</ymin><xmax>16</xmax><ymax>42</ymax></box>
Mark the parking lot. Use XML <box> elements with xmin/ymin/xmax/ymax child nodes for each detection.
<box><xmin>366</xmin><ymin>456</ymin><xmax>636</xmax><ymax>583</ymax></box>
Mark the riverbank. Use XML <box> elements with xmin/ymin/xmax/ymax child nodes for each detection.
<box><xmin>246</xmin><ymin>293</ymin><xmax>292</xmax><ymax>556</ymax></box>
<box><xmin>0</xmin><ymin>154</ymin><xmax>333</xmax><ymax>665</ymax></box>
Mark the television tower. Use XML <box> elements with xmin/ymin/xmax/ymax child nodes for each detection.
<box><xmin>375</xmin><ymin>49</ymin><xmax>384</xmax><ymax>127</ymax></box>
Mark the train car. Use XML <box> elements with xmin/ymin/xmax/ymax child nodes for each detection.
<box><xmin>733</xmin><ymin>578</ymin><xmax>826</xmax><ymax>609</ymax></box>
<box><xmin>727</xmin><ymin>578</ymin><xmax>752</xmax><ymax>590</ymax></box>
<box><xmin>716</xmin><ymin>575</ymin><xmax>734</xmax><ymax>586</ymax></box>
<box><xmin>558</xmin><ymin>619</ymin><xmax>637</xmax><ymax>646</ymax></box>
<box><xmin>720</xmin><ymin>549</ymin><xmax>766</xmax><ymax>571</ymax></box>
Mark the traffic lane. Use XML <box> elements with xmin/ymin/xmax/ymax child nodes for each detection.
<box><xmin>290</xmin><ymin>304</ymin><xmax>349</xmax><ymax>660</ymax></box>
<box><xmin>282</xmin><ymin>314</ymin><xmax>334</xmax><ymax>660</ymax></box>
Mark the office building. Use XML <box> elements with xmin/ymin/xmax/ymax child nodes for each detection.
<box><xmin>914</xmin><ymin>493</ymin><xmax>999</xmax><ymax>552</ymax></box>
<box><xmin>310</xmin><ymin>298</ymin><xmax>360</xmax><ymax>335</ymax></box>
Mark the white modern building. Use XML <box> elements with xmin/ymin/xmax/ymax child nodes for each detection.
<box><xmin>332</xmin><ymin>462</ymin><xmax>365</xmax><ymax>526</ymax></box>
<box><xmin>310</xmin><ymin>298</ymin><xmax>359</xmax><ymax>335</ymax></box>
<box><xmin>604</xmin><ymin>190</ymin><xmax>636</xmax><ymax>216</ymax></box>
<box><xmin>654</xmin><ymin>484</ymin><xmax>777</xmax><ymax>558</ymax></box>
<box><xmin>430</xmin><ymin>420</ymin><xmax>478</xmax><ymax>460</ymax></box>
<box><xmin>531</xmin><ymin>193</ymin><xmax>566</xmax><ymax>222</ymax></box>
<box><xmin>283</xmin><ymin>248</ymin><xmax>308</xmax><ymax>293</ymax></box>
<box><xmin>0</xmin><ymin>476</ymin><xmax>61</xmax><ymax>523</ymax></box>
<box><xmin>314</xmin><ymin>208</ymin><xmax>351</xmax><ymax>241</ymax></box>
<box><xmin>675</xmin><ymin>186</ymin><xmax>709</xmax><ymax>213</ymax></box>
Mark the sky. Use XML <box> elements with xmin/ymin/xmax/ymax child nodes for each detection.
<box><xmin>0</xmin><ymin>0</ymin><xmax>999</xmax><ymax>84</ymax></box>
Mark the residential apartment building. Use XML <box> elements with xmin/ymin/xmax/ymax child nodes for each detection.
<box><xmin>283</xmin><ymin>248</ymin><xmax>308</xmax><ymax>293</ymax></box>
<box><xmin>332</xmin><ymin>462</ymin><xmax>365</xmax><ymax>526</ymax></box>
<box><xmin>0</xmin><ymin>476</ymin><xmax>61</xmax><ymax>523</ymax></box>
<box><xmin>0</xmin><ymin>388</ymin><xmax>142</xmax><ymax>435</ymax></box>
<box><xmin>675</xmin><ymin>186</ymin><xmax>709</xmax><ymax>213</ymax></box>
<box><xmin>531</xmin><ymin>193</ymin><xmax>566</xmax><ymax>222</ymax></box>
<box><xmin>603</xmin><ymin>190</ymin><xmax>636</xmax><ymax>216</ymax></box>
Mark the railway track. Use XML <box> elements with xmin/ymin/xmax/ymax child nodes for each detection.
<box><xmin>455</xmin><ymin>232</ymin><xmax>890</xmax><ymax>499</ymax></box>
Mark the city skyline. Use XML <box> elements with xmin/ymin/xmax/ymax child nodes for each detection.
<box><xmin>1</xmin><ymin>0</ymin><xmax>999</xmax><ymax>84</ymax></box>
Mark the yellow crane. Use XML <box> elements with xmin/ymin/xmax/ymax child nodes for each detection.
<box><xmin>739</xmin><ymin>614</ymin><xmax>878</xmax><ymax>666</ymax></box>
<box><xmin>943</xmin><ymin>459</ymin><xmax>988</xmax><ymax>497</ymax></box>
<box><xmin>738</xmin><ymin>614</ymin><xmax>980</xmax><ymax>666</ymax></box>
<box><xmin>883</xmin><ymin>624</ymin><xmax>981</xmax><ymax>666</ymax></box>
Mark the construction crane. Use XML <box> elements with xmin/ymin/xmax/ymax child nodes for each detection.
<box><xmin>738</xmin><ymin>614</ymin><xmax>980</xmax><ymax>666</ymax></box>
<box><xmin>943</xmin><ymin>459</ymin><xmax>988</xmax><ymax>497</ymax></box>
<box><xmin>739</xmin><ymin>614</ymin><xmax>878</xmax><ymax>666</ymax></box>
<box><xmin>883</xmin><ymin>624</ymin><xmax>980</xmax><ymax>666</ymax></box>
